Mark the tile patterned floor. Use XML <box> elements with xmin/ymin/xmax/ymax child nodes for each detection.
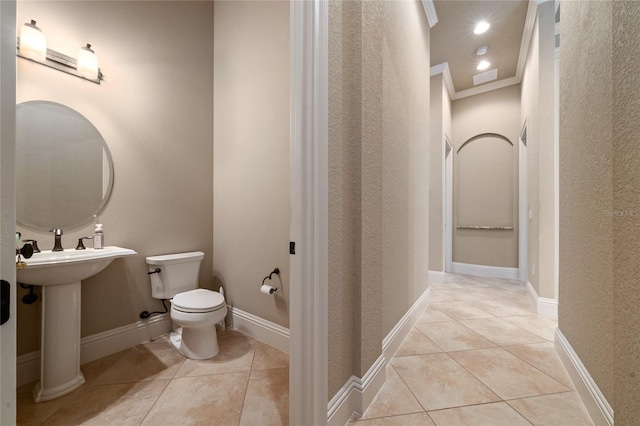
<box><xmin>18</xmin><ymin>273</ymin><xmax>594</xmax><ymax>425</ymax></box>
<box><xmin>17</xmin><ymin>330</ymin><xmax>289</xmax><ymax>426</ymax></box>
<box><xmin>350</xmin><ymin>274</ymin><xmax>594</xmax><ymax>426</ymax></box>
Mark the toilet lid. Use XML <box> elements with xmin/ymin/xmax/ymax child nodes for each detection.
<box><xmin>172</xmin><ymin>289</ymin><xmax>225</xmax><ymax>313</ymax></box>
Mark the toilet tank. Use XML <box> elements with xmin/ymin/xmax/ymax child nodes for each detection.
<box><xmin>146</xmin><ymin>251</ymin><xmax>204</xmax><ymax>299</ymax></box>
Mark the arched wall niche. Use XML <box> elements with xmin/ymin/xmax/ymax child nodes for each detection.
<box><xmin>456</xmin><ymin>133</ymin><xmax>514</xmax><ymax>229</ymax></box>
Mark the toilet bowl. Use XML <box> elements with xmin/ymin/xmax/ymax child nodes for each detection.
<box><xmin>146</xmin><ymin>252</ymin><xmax>227</xmax><ymax>360</ymax></box>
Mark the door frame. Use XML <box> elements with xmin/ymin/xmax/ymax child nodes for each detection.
<box><xmin>289</xmin><ymin>0</ymin><xmax>328</xmax><ymax>424</ymax></box>
<box><xmin>518</xmin><ymin>122</ymin><xmax>528</xmax><ymax>283</ymax></box>
<box><xmin>444</xmin><ymin>135</ymin><xmax>453</xmax><ymax>272</ymax></box>
<box><xmin>0</xmin><ymin>0</ymin><xmax>17</xmax><ymax>424</ymax></box>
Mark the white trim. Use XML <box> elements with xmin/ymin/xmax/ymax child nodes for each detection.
<box><xmin>421</xmin><ymin>0</ymin><xmax>438</xmax><ymax>28</ymax></box>
<box><xmin>516</xmin><ymin>1</ymin><xmax>539</xmax><ymax>81</ymax></box>
<box><xmin>327</xmin><ymin>355</ymin><xmax>386</xmax><ymax>426</ymax></box>
<box><xmin>555</xmin><ymin>329</ymin><xmax>614</xmax><ymax>426</ymax></box>
<box><xmin>526</xmin><ymin>281</ymin><xmax>558</xmax><ymax>320</ymax></box>
<box><xmin>452</xmin><ymin>76</ymin><xmax>521</xmax><ymax>101</ymax></box>
<box><xmin>452</xmin><ymin>262</ymin><xmax>519</xmax><ymax>280</ymax></box>
<box><xmin>519</xmin><ymin>127</ymin><xmax>528</xmax><ymax>283</ymax></box>
<box><xmin>229</xmin><ymin>306</ymin><xmax>289</xmax><ymax>354</ymax></box>
<box><xmin>430</xmin><ymin>62</ymin><xmax>454</xmax><ymax>101</ymax></box>
<box><xmin>382</xmin><ymin>288</ymin><xmax>431</xmax><ymax>361</ymax></box>
<box><xmin>327</xmin><ymin>286</ymin><xmax>431</xmax><ymax>425</ymax></box>
<box><xmin>17</xmin><ymin>313</ymin><xmax>171</xmax><ymax>387</ymax></box>
<box><xmin>290</xmin><ymin>0</ymin><xmax>329</xmax><ymax>424</ymax></box>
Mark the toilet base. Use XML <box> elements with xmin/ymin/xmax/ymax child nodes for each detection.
<box><xmin>170</xmin><ymin>326</ymin><xmax>220</xmax><ymax>360</ymax></box>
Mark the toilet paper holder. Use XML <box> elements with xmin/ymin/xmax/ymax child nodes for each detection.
<box><xmin>260</xmin><ymin>267</ymin><xmax>280</xmax><ymax>294</ymax></box>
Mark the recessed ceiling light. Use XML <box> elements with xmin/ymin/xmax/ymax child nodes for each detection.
<box><xmin>474</xmin><ymin>22</ymin><xmax>490</xmax><ymax>35</ymax></box>
<box><xmin>475</xmin><ymin>45</ymin><xmax>488</xmax><ymax>56</ymax></box>
<box><xmin>477</xmin><ymin>60</ymin><xmax>491</xmax><ymax>71</ymax></box>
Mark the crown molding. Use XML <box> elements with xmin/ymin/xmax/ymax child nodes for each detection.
<box><xmin>431</xmin><ymin>62</ymin><xmax>521</xmax><ymax>101</ymax></box>
<box><xmin>516</xmin><ymin>0</ymin><xmax>539</xmax><ymax>81</ymax></box>
<box><xmin>422</xmin><ymin>0</ymin><xmax>438</xmax><ymax>28</ymax></box>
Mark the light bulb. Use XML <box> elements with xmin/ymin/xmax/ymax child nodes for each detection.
<box><xmin>477</xmin><ymin>60</ymin><xmax>491</xmax><ymax>71</ymax></box>
<box><xmin>474</xmin><ymin>21</ymin><xmax>490</xmax><ymax>35</ymax></box>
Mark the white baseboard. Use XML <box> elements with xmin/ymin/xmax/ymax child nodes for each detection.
<box><xmin>526</xmin><ymin>281</ymin><xmax>558</xmax><ymax>320</ymax></box>
<box><xmin>17</xmin><ymin>313</ymin><xmax>171</xmax><ymax>387</ymax></box>
<box><xmin>555</xmin><ymin>329</ymin><xmax>613</xmax><ymax>426</ymax></box>
<box><xmin>327</xmin><ymin>286</ymin><xmax>431</xmax><ymax>425</ymax></box>
<box><xmin>382</xmin><ymin>287</ymin><xmax>431</xmax><ymax>361</ymax></box>
<box><xmin>428</xmin><ymin>270</ymin><xmax>445</xmax><ymax>284</ymax></box>
<box><xmin>229</xmin><ymin>306</ymin><xmax>289</xmax><ymax>354</ymax></box>
<box><xmin>452</xmin><ymin>262</ymin><xmax>519</xmax><ymax>280</ymax></box>
<box><xmin>327</xmin><ymin>355</ymin><xmax>386</xmax><ymax>426</ymax></box>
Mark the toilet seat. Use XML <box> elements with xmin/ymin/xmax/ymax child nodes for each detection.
<box><xmin>172</xmin><ymin>288</ymin><xmax>225</xmax><ymax>313</ymax></box>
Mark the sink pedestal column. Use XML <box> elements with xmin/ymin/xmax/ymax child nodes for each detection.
<box><xmin>33</xmin><ymin>281</ymin><xmax>85</xmax><ymax>402</ymax></box>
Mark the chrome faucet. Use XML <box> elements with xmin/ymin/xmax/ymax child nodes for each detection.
<box><xmin>50</xmin><ymin>228</ymin><xmax>64</xmax><ymax>251</ymax></box>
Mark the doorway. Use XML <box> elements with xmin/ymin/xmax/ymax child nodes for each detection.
<box><xmin>444</xmin><ymin>136</ymin><xmax>453</xmax><ymax>272</ymax></box>
<box><xmin>518</xmin><ymin>123</ymin><xmax>528</xmax><ymax>282</ymax></box>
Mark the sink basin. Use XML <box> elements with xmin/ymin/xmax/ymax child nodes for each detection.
<box><xmin>17</xmin><ymin>246</ymin><xmax>136</xmax><ymax>286</ymax></box>
<box><xmin>16</xmin><ymin>245</ymin><xmax>137</xmax><ymax>402</ymax></box>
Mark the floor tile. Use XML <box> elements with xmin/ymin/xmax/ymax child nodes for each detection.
<box><xmin>501</xmin><ymin>315</ymin><xmax>558</xmax><ymax>341</ymax></box>
<box><xmin>174</xmin><ymin>331</ymin><xmax>256</xmax><ymax>378</ymax></box>
<box><xmin>504</xmin><ymin>342</ymin><xmax>574</xmax><ymax>388</ymax></box>
<box><xmin>349</xmin><ymin>412</ymin><xmax>435</xmax><ymax>425</ymax></box>
<box><xmin>42</xmin><ymin>381</ymin><xmax>169</xmax><ymax>426</ymax></box>
<box><xmin>252</xmin><ymin>341</ymin><xmax>289</xmax><ymax>371</ymax></box>
<box><xmin>415</xmin><ymin>321</ymin><xmax>495</xmax><ymax>352</ymax></box>
<box><xmin>395</xmin><ymin>328</ymin><xmax>443</xmax><ymax>356</ymax></box>
<box><xmin>140</xmin><ymin>372</ymin><xmax>250</xmax><ymax>425</ymax></box>
<box><xmin>427</xmin><ymin>402</ymin><xmax>531</xmax><ymax>426</ymax></box>
<box><xmin>391</xmin><ymin>353</ymin><xmax>501</xmax><ymax>411</ymax></box>
<box><xmin>239</xmin><ymin>368</ymin><xmax>289</xmax><ymax>426</ymax></box>
<box><xmin>508</xmin><ymin>392</ymin><xmax>594</xmax><ymax>425</ymax></box>
<box><xmin>417</xmin><ymin>306</ymin><xmax>454</xmax><ymax>323</ymax></box>
<box><xmin>92</xmin><ymin>342</ymin><xmax>185</xmax><ymax>385</ymax></box>
<box><xmin>81</xmin><ymin>350</ymin><xmax>128</xmax><ymax>384</ymax></box>
<box><xmin>430</xmin><ymin>301</ymin><xmax>494</xmax><ymax>320</ymax></box>
<box><xmin>468</xmin><ymin>298</ymin><xmax>535</xmax><ymax>317</ymax></box>
<box><xmin>354</xmin><ymin>364</ymin><xmax>423</xmax><ymax>420</ymax></box>
<box><xmin>16</xmin><ymin>387</ymin><xmax>78</xmax><ymax>426</ymax></box>
<box><xmin>449</xmin><ymin>348</ymin><xmax>570</xmax><ymax>400</ymax></box>
<box><xmin>459</xmin><ymin>317</ymin><xmax>547</xmax><ymax>346</ymax></box>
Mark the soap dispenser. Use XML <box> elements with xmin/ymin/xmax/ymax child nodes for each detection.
<box><xmin>94</xmin><ymin>223</ymin><xmax>104</xmax><ymax>249</ymax></box>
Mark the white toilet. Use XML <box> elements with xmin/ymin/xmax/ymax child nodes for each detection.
<box><xmin>146</xmin><ymin>251</ymin><xmax>227</xmax><ymax>359</ymax></box>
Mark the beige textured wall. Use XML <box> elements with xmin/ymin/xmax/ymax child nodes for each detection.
<box><xmin>612</xmin><ymin>2</ymin><xmax>640</xmax><ymax>422</ymax></box>
<box><xmin>429</xmin><ymin>74</ymin><xmax>451</xmax><ymax>272</ymax></box>
<box><xmin>451</xmin><ymin>85</ymin><xmax>520</xmax><ymax>268</ymax></box>
<box><xmin>328</xmin><ymin>0</ymin><xmax>360</xmax><ymax>395</ymax></box>
<box><xmin>213</xmin><ymin>1</ymin><xmax>290</xmax><ymax>328</ymax></box>
<box><xmin>16</xmin><ymin>1</ymin><xmax>214</xmax><ymax>355</ymax></box>
<box><xmin>559</xmin><ymin>0</ymin><xmax>613</xmax><ymax>405</ymax></box>
<box><xmin>520</xmin><ymin>2</ymin><xmax>555</xmax><ymax>297</ymax></box>
<box><xmin>328</xmin><ymin>0</ymin><xmax>429</xmax><ymax>396</ymax></box>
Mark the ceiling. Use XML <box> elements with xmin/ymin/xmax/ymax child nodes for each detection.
<box><xmin>430</xmin><ymin>0</ymin><xmax>531</xmax><ymax>98</ymax></box>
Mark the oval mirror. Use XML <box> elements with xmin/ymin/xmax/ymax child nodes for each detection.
<box><xmin>16</xmin><ymin>101</ymin><xmax>114</xmax><ymax>231</ymax></box>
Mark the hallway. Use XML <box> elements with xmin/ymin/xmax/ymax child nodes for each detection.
<box><xmin>349</xmin><ymin>274</ymin><xmax>593</xmax><ymax>425</ymax></box>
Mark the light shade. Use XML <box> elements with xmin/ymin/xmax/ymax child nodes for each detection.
<box><xmin>77</xmin><ymin>44</ymin><xmax>99</xmax><ymax>80</ymax></box>
<box><xmin>19</xmin><ymin>20</ymin><xmax>47</xmax><ymax>63</ymax></box>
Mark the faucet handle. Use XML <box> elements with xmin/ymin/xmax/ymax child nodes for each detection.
<box><xmin>76</xmin><ymin>237</ymin><xmax>93</xmax><ymax>250</ymax></box>
<box><xmin>22</xmin><ymin>239</ymin><xmax>40</xmax><ymax>253</ymax></box>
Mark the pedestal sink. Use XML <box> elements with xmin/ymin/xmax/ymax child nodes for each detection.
<box><xmin>17</xmin><ymin>246</ymin><xmax>136</xmax><ymax>402</ymax></box>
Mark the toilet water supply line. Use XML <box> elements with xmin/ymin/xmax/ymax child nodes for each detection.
<box><xmin>260</xmin><ymin>268</ymin><xmax>280</xmax><ymax>295</ymax></box>
<box><xmin>140</xmin><ymin>267</ymin><xmax>168</xmax><ymax>319</ymax></box>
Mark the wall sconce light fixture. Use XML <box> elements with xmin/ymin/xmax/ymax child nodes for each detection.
<box><xmin>17</xmin><ymin>20</ymin><xmax>103</xmax><ymax>84</ymax></box>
